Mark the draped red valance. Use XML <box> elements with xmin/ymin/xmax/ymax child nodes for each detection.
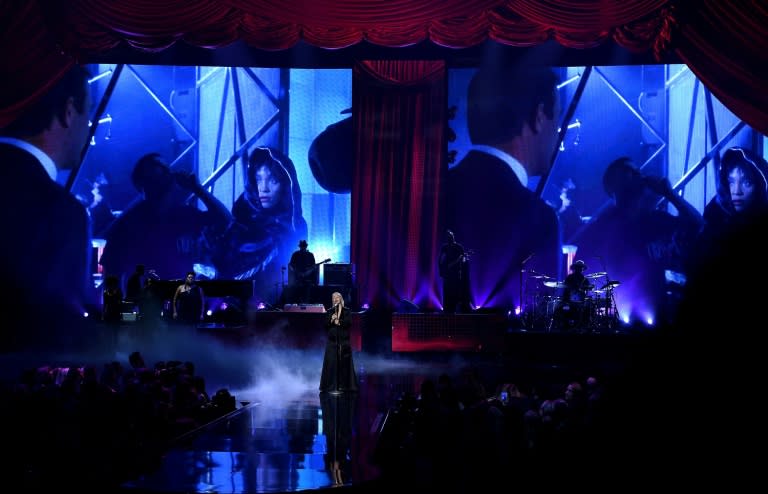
<box><xmin>1</xmin><ymin>0</ymin><xmax>766</xmax><ymax>132</ymax></box>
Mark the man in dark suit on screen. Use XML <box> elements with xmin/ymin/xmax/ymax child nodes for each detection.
<box><xmin>446</xmin><ymin>64</ymin><xmax>562</xmax><ymax>312</ymax></box>
<box><xmin>0</xmin><ymin>65</ymin><xmax>93</xmax><ymax>349</ymax></box>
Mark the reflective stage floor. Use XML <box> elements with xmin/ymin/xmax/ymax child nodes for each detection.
<box><xmin>1</xmin><ymin>318</ymin><xmax>652</xmax><ymax>493</ymax></box>
<box><xmin>121</xmin><ymin>392</ymin><xmax>375</xmax><ymax>492</ymax></box>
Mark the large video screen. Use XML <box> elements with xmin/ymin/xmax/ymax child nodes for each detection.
<box><xmin>446</xmin><ymin>63</ymin><xmax>764</xmax><ymax>330</ymax></box>
<box><xmin>73</xmin><ymin>65</ymin><xmax>352</xmax><ymax>306</ymax></box>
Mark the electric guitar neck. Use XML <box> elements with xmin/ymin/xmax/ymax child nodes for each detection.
<box><xmin>296</xmin><ymin>258</ymin><xmax>331</xmax><ymax>279</ymax></box>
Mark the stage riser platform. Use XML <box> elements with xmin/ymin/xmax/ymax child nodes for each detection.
<box><xmin>391</xmin><ymin>313</ymin><xmax>507</xmax><ymax>352</ymax></box>
<box><xmin>195</xmin><ymin>311</ymin><xmax>363</xmax><ymax>351</ymax></box>
<box><xmin>390</xmin><ymin>313</ymin><xmax>647</xmax><ymax>368</ymax></box>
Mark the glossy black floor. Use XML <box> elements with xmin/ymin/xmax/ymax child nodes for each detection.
<box><xmin>121</xmin><ymin>391</ymin><xmax>374</xmax><ymax>492</ymax></box>
<box><xmin>1</xmin><ymin>318</ymin><xmax>649</xmax><ymax>493</ymax></box>
<box><xmin>110</xmin><ymin>340</ymin><xmax>477</xmax><ymax>492</ymax></box>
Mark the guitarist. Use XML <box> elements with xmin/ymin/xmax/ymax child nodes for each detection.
<box><xmin>438</xmin><ymin>229</ymin><xmax>472</xmax><ymax>313</ymax></box>
<box><xmin>287</xmin><ymin>240</ymin><xmax>317</xmax><ymax>303</ymax></box>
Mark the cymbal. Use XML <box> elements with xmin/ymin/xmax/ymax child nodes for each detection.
<box><xmin>600</xmin><ymin>280</ymin><xmax>621</xmax><ymax>289</ymax></box>
<box><xmin>530</xmin><ymin>275</ymin><xmax>551</xmax><ymax>279</ymax></box>
<box><xmin>585</xmin><ymin>271</ymin><xmax>608</xmax><ymax>279</ymax></box>
<box><xmin>593</xmin><ymin>289</ymin><xmax>605</xmax><ymax>294</ymax></box>
<box><xmin>543</xmin><ymin>281</ymin><xmax>566</xmax><ymax>289</ymax></box>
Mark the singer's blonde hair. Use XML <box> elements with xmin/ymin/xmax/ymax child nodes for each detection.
<box><xmin>332</xmin><ymin>292</ymin><xmax>344</xmax><ymax>307</ymax></box>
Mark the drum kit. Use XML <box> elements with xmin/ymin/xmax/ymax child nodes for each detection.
<box><xmin>523</xmin><ymin>270</ymin><xmax>621</xmax><ymax>332</ymax></box>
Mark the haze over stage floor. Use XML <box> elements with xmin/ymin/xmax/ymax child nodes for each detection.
<box><xmin>190</xmin><ymin>309</ymin><xmax>651</xmax><ymax>374</ymax></box>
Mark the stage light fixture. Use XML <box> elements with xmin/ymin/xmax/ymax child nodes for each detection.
<box><xmin>88</xmin><ymin>70</ymin><xmax>113</xmax><ymax>84</ymax></box>
<box><xmin>557</xmin><ymin>73</ymin><xmax>581</xmax><ymax>90</ymax></box>
<box><xmin>88</xmin><ymin>114</ymin><xmax>113</xmax><ymax>146</ymax></box>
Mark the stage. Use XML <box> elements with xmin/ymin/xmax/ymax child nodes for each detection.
<box><xmin>184</xmin><ymin>310</ymin><xmax>650</xmax><ymax>377</ymax></box>
<box><xmin>194</xmin><ymin>308</ymin><xmax>364</xmax><ymax>351</ymax></box>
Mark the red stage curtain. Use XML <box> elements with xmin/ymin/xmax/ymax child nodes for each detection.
<box><xmin>0</xmin><ymin>1</ymin><xmax>75</xmax><ymax>128</ymax></box>
<box><xmin>351</xmin><ymin>61</ymin><xmax>445</xmax><ymax>310</ymax></box>
<box><xmin>2</xmin><ymin>0</ymin><xmax>767</xmax><ymax>133</ymax></box>
<box><xmin>671</xmin><ymin>0</ymin><xmax>768</xmax><ymax>134</ymax></box>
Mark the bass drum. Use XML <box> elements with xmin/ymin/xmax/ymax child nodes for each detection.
<box><xmin>552</xmin><ymin>297</ymin><xmax>594</xmax><ymax>331</ymax></box>
<box><xmin>545</xmin><ymin>296</ymin><xmax>560</xmax><ymax>319</ymax></box>
<box><xmin>525</xmin><ymin>295</ymin><xmax>560</xmax><ymax>331</ymax></box>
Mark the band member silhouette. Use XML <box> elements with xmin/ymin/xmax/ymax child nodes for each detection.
<box><xmin>287</xmin><ymin>239</ymin><xmax>317</xmax><ymax>304</ymax></box>
<box><xmin>438</xmin><ymin>229</ymin><xmax>471</xmax><ymax>313</ymax></box>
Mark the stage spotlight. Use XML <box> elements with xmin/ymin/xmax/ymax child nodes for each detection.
<box><xmin>88</xmin><ymin>69</ymin><xmax>113</xmax><ymax>84</ymax></box>
<box><xmin>88</xmin><ymin>115</ymin><xmax>113</xmax><ymax>146</ymax></box>
<box><xmin>208</xmin><ymin>296</ymin><xmax>246</xmax><ymax>324</ymax></box>
<box><xmin>557</xmin><ymin>73</ymin><xmax>581</xmax><ymax>90</ymax></box>
<box><xmin>361</xmin><ymin>303</ymin><xmax>370</xmax><ymax>310</ymax></box>
<box><xmin>507</xmin><ymin>310</ymin><xmax>525</xmax><ymax>330</ymax></box>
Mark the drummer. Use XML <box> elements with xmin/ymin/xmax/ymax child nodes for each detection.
<box><xmin>562</xmin><ymin>259</ymin><xmax>593</xmax><ymax>303</ymax></box>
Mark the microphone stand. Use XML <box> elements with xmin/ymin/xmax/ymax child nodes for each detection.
<box><xmin>336</xmin><ymin>337</ymin><xmax>341</xmax><ymax>394</ymax></box>
<box><xmin>331</xmin><ymin>305</ymin><xmax>342</xmax><ymax>395</ymax></box>
<box><xmin>595</xmin><ymin>257</ymin><xmax>619</xmax><ymax>332</ymax></box>
<box><xmin>520</xmin><ymin>253</ymin><xmax>534</xmax><ymax>329</ymax></box>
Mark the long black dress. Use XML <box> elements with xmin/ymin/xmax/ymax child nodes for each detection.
<box><xmin>319</xmin><ymin>306</ymin><xmax>358</xmax><ymax>392</ymax></box>
<box><xmin>175</xmin><ymin>285</ymin><xmax>204</xmax><ymax>325</ymax></box>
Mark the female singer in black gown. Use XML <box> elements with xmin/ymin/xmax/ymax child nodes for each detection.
<box><xmin>320</xmin><ymin>292</ymin><xmax>358</xmax><ymax>393</ymax></box>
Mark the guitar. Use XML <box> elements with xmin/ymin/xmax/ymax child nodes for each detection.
<box><xmin>291</xmin><ymin>258</ymin><xmax>331</xmax><ymax>284</ymax></box>
<box><xmin>439</xmin><ymin>249</ymin><xmax>473</xmax><ymax>277</ymax></box>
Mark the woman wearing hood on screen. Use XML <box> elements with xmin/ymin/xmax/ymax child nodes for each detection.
<box><xmin>705</xmin><ymin>147</ymin><xmax>768</xmax><ymax>228</ymax></box>
<box><xmin>692</xmin><ymin>147</ymin><xmax>768</xmax><ymax>270</ymax></box>
<box><xmin>216</xmin><ymin>147</ymin><xmax>308</xmax><ymax>300</ymax></box>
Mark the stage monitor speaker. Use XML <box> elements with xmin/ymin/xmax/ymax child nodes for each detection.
<box><xmin>323</xmin><ymin>263</ymin><xmax>353</xmax><ymax>286</ymax></box>
<box><xmin>283</xmin><ymin>304</ymin><xmax>326</xmax><ymax>313</ymax></box>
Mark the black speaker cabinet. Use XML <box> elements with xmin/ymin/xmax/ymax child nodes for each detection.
<box><xmin>323</xmin><ymin>263</ymin><xmax>354</xmax><ymax>286</ymax></box>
